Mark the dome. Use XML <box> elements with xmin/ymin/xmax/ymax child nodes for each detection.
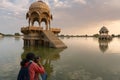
<box><xmin>26</xmin><ymin>1</ymin><xmax>53</xmax><ymax>30</ymax></box>
<box><xmin>29</xmin><ymin>1</ymin><xmax>50</xmax><ymax>11</ymax></box>
<box><xmin>99</xmin><ymin>26</ymin><xmax>109</xmax><ymax>33</ymax></box>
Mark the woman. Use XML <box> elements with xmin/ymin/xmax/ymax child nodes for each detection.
<box><xmin>20</xmin><ymin>52</ymin><xmax>45</xmax><ymax>80</ymax></box>
<box><xmin>34</xmin><ymin>56</ymin><xmax>47</xmax><ymax>80</ymax></box>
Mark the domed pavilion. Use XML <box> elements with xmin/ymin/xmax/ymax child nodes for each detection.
<box><xmin>21</xmin><ymin>0</ymin><xmax>66</xmax><ymax>48</ymax></box>
<box><xmin>99</xmin><ymin>26</ymin><xmax>112</xmax><ymax>40</ymax></box>
<box><xmin>26</xmin><ymin>0</ymin><xmax>52</xmax><ymax>30</ymax></box>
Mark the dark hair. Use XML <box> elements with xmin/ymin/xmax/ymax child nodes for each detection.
<box><xmin>20</xmin><ymin>59</ymin><xmax>28</xmax><ymax>66</ymax></box>
<box><xmin>26</xmin><ymin>52</ymin><xmax>35</xmax><ymax>61</ymax></box>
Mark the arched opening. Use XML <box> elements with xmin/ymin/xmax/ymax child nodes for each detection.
<box><xmin>41</xmin><ymin>18</ymin><xmax>47</xmax><ymax>30</ymax></box>
<box><xmin>43</xmin><ymin>12</ymin><xmax>49</xmax><ymax>17</ymax></box>
<box><xmin>41</xmin><ymin>22</ymin><xmax>46</xmax><ymax>30</ymax></box>
<box><xmin>31</xmin><ymin>12</ymin><xmax>39</xmax><ymax>17</ymax></box>
<box><xmin>31</xmin><ymin>12</ymin><xmax>40</xmax><ymax>26</ymax></box>
<box><xmin>34</xmin><ymin>21</ymin><xmax>39</xmax><ymax>27</ymax></box>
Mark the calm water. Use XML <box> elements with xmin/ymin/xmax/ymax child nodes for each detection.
<box><xmin>0</xmin><ymin>37</ymin><xmax>120</xmax><ymax>80</ymax></box>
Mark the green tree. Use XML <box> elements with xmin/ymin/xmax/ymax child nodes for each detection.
<box><xmin>111</xmin><ymin>34</ymin><xmax>115</xmax><ymax>37</ymax></box>
<box><xmin>118</xmin><ymin>34</ymin><xmax>120</xmax><ymax>37</ymax></box>
<box><xmin>0</xmin><ymin>33</ymin><xmax>4</xmax><ymax>36</ymax></box>
<box><xmin>93</xmin><ymin>34</ymin><xmax>99</xmax><ymax>37</ymax></box>
<box><xmin>14</xmin><ymin>33</ymin><xmax>20</xmax><ymax>36</ymax></box>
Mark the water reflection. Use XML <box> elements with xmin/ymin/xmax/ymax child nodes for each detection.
<box><xmin>0</xmin><ymin>36</ymin><xmax>4</xmax><ymax>41</ymax></box>
<box><xmin>98</xmin><ymin>40</ymin><xmax>112</xmax><ymax>53</ymax></box>
<box><xmin>21</xmin><ymin>47</ymin><xmax>64</xmax><ymax>79</ymax></box>
<box><xmin>14</xmin><ymin>36</ymin><xmax>21</xmax><ymax>41</ymax></box>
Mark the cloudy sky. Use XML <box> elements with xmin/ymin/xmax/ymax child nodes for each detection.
<box><xmin>0</xmin><ymin>0</ymin><xmax>120</xmax><ymax>35</ymax></box>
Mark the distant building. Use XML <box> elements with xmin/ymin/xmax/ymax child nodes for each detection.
<box><xmin>99</xmin><ymin>26</ymin><xmax>112</xmax><ymax>40</ymax></box>
<box><xmin>99</xmin><ymin>40</ymin><xmax>109</xmax><ymax>53</ymax></box>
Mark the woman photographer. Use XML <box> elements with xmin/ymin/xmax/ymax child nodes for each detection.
<box><xmin>34</xmin><ymin>56</ymin><xmax>47</xmax><ymax>80</ymax></box>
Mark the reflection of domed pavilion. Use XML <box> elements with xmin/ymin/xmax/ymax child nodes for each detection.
<box><xmin>99</xmin><ymin>40</ymin><xmax>109</xmax><ymax>53</ymax></box>
<box><xmin>99</xmin><ymin>26</ymin><xmax>112</xmax><ymax>40</ymax></box>
<box><xmin>21</xmin><ymin>1</ymin><xmax>66</xmax><ymax>48</ymax></box>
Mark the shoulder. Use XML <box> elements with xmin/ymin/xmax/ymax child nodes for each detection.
<box><xmin>30</xmin><ymin>61</ymin><xmax>39</xmax><ymax>67</ymax></box>
<box><xmin>29</xmin><ymin>61</ymin><xmax>42</xmax><ymax>71</ymax></box>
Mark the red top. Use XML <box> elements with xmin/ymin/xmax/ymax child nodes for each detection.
<box><xmin>25</xmin><ymin>61</ymin><xmax>45</xmax><ymax>80</ymax></box>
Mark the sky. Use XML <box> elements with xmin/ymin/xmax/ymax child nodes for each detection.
<box><xmin>0</xmin><ymin>0</ymin><xmax>120</xmax><ymax>35</ymax></box>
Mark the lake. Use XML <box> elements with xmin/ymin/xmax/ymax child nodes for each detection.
<box><xmin>0</xmin><ymin>37</ymin><xmax>120</xmax><ymax>80</ymax></box>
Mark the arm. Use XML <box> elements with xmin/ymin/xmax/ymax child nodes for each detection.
<box><xmin>33</xmin><ymin>62</ymin><xmax>45</xmax><ymax>74</ymax></box>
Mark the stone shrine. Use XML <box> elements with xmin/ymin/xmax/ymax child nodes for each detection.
<box><xmin>21</xmin><ymin>1</ymin><xmax>66</xmax><ymax>48</ymax></box>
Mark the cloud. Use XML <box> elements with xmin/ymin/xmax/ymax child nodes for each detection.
<box><xmin>52</xmin><ymin>0</ymin><xmax>70</xmax><ymax>8</ymax></box>
<box><xmin>103</xmin><ymin>0</ymin><xmax>120</xmax><ymax>8</ymax></box>
<box><xmin>73</xmin><ymin>0</ymin><xmax>87</xmax><ymax>4</ymax></box>
<box><xmin>0</xmin><ymin>0</ymin><xmax>120</xmax><ymax>34</ymax></box>
<box><xmin>45</xmin><ymin>0</ymin><xmax>87</xmax><ymax>9</ymax></box>
<box><xmin>51</xmin><ymin>0</ymin><xmax>87</xmax><ymax>8</ymax></box>
<box><xmin>0</xmin><ymin>0</ymin><xmax>31</xmax><ymax>16</ymax></box>
<box><xmin>50</xmin><ymin>0</ymin><xmax>120</xmax><ymax>34</ymax></box>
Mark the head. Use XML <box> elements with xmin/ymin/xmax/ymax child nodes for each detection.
<box><xmin>26</xmin><ymin>52</ymin><xmax>35</xmax><ymax>61</ymax></box>
<box><xmin>34</xmin><ymin>56</ymin><xmax>41</xmax><ymax>63</ymax></box>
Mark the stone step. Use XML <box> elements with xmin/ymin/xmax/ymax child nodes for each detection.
<box><xmin>42</xmin><ymin>30</ymin><xmax>67</xmax><ymax>48</ymax></box>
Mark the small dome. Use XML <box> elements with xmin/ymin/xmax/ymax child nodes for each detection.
<box><xmin>29</xmin><ymin>1</ymin><xmax>50</xmax><ymax>11</ymax></box>
<box><xmin>99</xmin><ymin>26</ymin><xmax>109</xmax><ymax>33</ymax></box>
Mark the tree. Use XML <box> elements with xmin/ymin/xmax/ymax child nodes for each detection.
<box><xmin>0</xmin><ymin>33</ymin><xmax>4</xmax><ymax>36</ymax></box>
<box><xmin>117</xmin><ymin>35</ymin><xmax>120</xmax><ymax>37</ymax></box>
<box><xmin>111</xmin><ymin>34</ymin><xmax>115</xmax><ymax>37</ymax></box>
<box><xmin>14</xmin><ymin>33</ymin><xmax>20</xmax><ymax>36</ymax></box>
<box><xmin>93</xmin><ymin>34</ymin><xmax>99</xmax><ymax>37</ymax></box>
